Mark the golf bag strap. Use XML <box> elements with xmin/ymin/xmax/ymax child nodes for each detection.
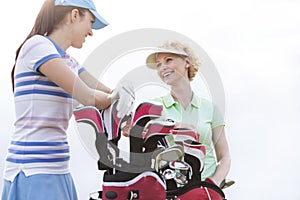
<box><xmin>89</xmin><ymin>189</ymin><xmax>140</xmax><ymax>200</ymax></box>
<box><xmin>166</xmin><ymin>180</ymin><xmax>226</xmax><ymax>200</ymax></box>
<box><xmin>200</xmin><ymin>181</ymin><xmax>226</xmax><ymax>199</ymax></box>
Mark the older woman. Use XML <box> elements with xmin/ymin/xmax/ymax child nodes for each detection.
<box><xmin>145</xmin><ymin>41</ymin><xmax>231</xmax><ymax>187</ymax></box>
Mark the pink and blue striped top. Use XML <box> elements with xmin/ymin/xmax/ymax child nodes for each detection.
<box><xmin>4</xmin><ymin>35</ymin><xmax>84</xmax><ymax>181</ymax></box>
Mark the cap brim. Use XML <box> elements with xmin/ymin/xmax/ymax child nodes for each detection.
<box><xmin>145</xmin><ymin>48</ymin><xmax>188</xmax><ymax>69</ymax></box>
<box><xmin>90</xmin><ymin>9</ymin><xmax>109</xmax><ymax>30</ymax></box>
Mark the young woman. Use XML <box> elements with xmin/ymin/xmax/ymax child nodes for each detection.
<box><xmin>2</xmin><ymin>0</ymin><xmax>134</xmax><ymax>199</ymax></box>
<box><xmin>145</xmin><ymin>41</ymin><xmax>231</xmax><ymax>187</ymax></box>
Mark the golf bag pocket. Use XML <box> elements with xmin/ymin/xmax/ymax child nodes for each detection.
<box><xmin>102</xmin><ymin>171</ymin><xmax>166</xmax><ymax>200</ymax></box>
<box><xmin>166</xmin><ymin>180</ymin><xmax>226</xmax><ymax>200</ymax></box>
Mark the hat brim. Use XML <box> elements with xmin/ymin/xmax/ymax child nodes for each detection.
<box><xmin>54</xmin><ymin>0</ymin><xmax>109</xmax><ymax>30</ymax></box>
<box><xmin>146</xmin><ymin>48</ymin><xmax>188</xmax><ymax>69</ymax></box>
<box><xmin>89</xmin><ymin>9</ymin><xmax>109</xmax><ymax>30</ymax></box>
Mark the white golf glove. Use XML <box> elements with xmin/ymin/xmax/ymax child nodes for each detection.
<box><xmin>108</xmin><ymin>81</ymin><xmax>135</xmax><ymax>118</ymax></box>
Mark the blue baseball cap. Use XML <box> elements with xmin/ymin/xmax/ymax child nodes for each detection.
<box><xmin>55</xmin><ymin>0</ymin><xmax>109</xmax><ymax>29</ymax></box>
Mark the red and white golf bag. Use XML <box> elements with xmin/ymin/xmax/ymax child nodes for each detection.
<box><xmin>142</xmin><ymin>120</ymin><xmax>226</xmax><ymax>200</ymax></box>
<box><xmin>73</xmin><ymin>100</ymin><xmax>226</xmax><ymax>200</ymax></box>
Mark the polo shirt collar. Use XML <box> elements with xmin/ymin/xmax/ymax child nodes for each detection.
<box><xmin>44</xmin><ymin>36</ymin><xmax>67</xmax><ymax>57</ymax></box>
<box><xmin>162</xmin><ymin>92</ymin><xmax>201</xmax><ymax>108</ymax></box>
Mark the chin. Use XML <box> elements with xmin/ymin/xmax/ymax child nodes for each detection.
<box><xmin>72</xmin><ymin>43</ymin><xmax>83</xmax><ymax>49</ymax></box>
<box><xmin>163</xmin><ymin>79</ymin><xmax>174</xmax><ymax>85</ymax></box>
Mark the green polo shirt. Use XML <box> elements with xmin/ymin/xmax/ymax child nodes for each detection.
<box><xmin>153</xmin><ymin>93</ymin><xmax>225</xmax><ymax>179</ymax></box>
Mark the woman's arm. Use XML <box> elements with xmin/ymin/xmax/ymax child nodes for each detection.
<box><xmin>211</xmin><ymin>125</ymin><xmax>231</xmax><ymax>186</ymax></box>
<box><xmin>38</xmin><ymin>58</ymin><xmax>111</xmax><ymax>109</ymax></box>
<box><xmin>79</xmin><ymin>70</ymin><xmax>112</xmax><ymax>94</ymax></box>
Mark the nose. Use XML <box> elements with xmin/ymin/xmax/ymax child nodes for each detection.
<box><xmin>157</xmin><ymin>64</ymin><xmax>167</xmax><ymax>77</ymax></box>
<box><xmin>88</xmin><ymin>28</ymin><xmax>93</xmax><ymax>36</ymax></box>
<box><xmin>158</xmin><ymin>63</ymin><xmax>168</xmax><ymax>71</ymax></box>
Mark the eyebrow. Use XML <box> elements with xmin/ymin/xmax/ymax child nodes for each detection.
<box><xmin>87</xmin><ymin>10</ymin><xmax>96</xmax><ymax>23</ymax></box>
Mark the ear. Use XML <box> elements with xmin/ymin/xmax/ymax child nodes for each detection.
<box><xmin>185</xmin><ymin>58</ymin><xmax>191</xmax><ymax>69</ymax></box>
<box><xmin>70</xmin><ymin>9</ymin><xmax>80</xmax><ymax>23</ymax></box>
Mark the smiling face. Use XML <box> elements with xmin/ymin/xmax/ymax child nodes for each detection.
<box><xmin>155</xmin><ymin>53</ymin><xmax>190</xmax><ymax>85</ymax></box>
<box><xmin>70</xmin><ymin>9</ymin><xmax>95</xmax><ymax>48</ymax></box>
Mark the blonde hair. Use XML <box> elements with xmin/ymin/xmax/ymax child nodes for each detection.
<box><xmin>158</xmin><ymin>41</ymin><xmax>201</xmax><ymax>81</ymax></box>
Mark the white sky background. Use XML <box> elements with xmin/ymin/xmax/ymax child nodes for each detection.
<box><xmin>1</xmin><ymin>0</ymin><xmax>300</xmax><ymax>199</ymax></box>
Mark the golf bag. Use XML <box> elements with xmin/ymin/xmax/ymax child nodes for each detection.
<box><xmin>142</xmin><ymin>121</ymin><xmax>226</xmax><ymax>200</ymax></box>
<box><xmin>73</xmin><ymin>100</ymin><xmax>226</xmax><ymax>200</ymax></box>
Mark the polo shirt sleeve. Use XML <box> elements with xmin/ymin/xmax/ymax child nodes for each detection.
<box><xmin>212</xmin><ymin>104</ymin><xmax>225</xmax><ymax>128</ymax></box>
<box><xmin>78</xmin><ymin>67</ymin><xmax>86</xmax><ymax>75</ymax></box>
<box><xmin>20</xmin><ymin>35</ymin><xmax>60</xmax><ymax>72</ymax></box>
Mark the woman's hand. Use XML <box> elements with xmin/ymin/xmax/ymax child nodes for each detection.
<box><xmin>108</xmin><ymin>81</ymin><xmax>135</xmax><ymax>118</ymax></box>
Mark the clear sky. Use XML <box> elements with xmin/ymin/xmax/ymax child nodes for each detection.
<box><xmin>1</xmin><ymin>0</ymin><xmax>300</xmax><ymax>199</ymax></box>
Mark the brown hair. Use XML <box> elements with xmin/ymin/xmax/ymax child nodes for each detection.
<box><xmin>11</xmin><ymin>0</ymin><xmax>87</xmax><ymax>91</ymax></box>
<box><xmin>158</xmin><ymin>41</ymin><xmax>201</xmax><ymax>81</ymax></box>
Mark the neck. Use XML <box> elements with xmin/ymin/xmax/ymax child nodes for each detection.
<box><xmin>171</xmin><ymin>81</ymin><xmax>193</xmax><ymax>109</ymax></box>
<box><xmin>47</xmin><ymin>28</ymin><xmax>71</xmax><ymax>51</ymax></box>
